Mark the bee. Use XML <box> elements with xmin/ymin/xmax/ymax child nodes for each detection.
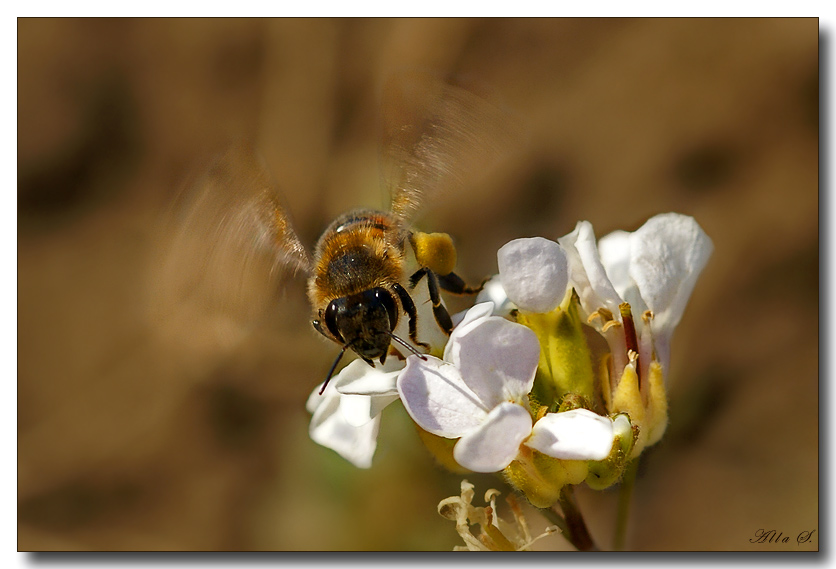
<box><xmin>307</xmin><ymin>208</ymin><xmax>483</xmax><ymax>393</ymax></box>
<box><xmin>156</xmin><ymin>74</ymin><xmax>522</xmax><ymax>394</ymax></box>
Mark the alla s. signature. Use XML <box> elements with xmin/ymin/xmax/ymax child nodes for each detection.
<box><xmin>749</xmin><ymin>529</ymin><xmax>816</xmax><ymax>546</ymax></box>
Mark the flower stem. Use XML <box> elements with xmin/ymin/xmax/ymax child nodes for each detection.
<box><xmin>537</xmin><ymin>503</ymin><xmax>569</xmax><ymax>536</ymax></box>
<box><xmin>555</xmin><ymin>485</ymin><xmax>598</xmax><ymax>551</ymax></box>
<box><xmin>612</xmin><ymin>458</ymin><xmax>639</xmax><ymax>551</ymax></box>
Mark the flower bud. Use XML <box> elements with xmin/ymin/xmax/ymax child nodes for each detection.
<box><xmin>610</xmin><ymin>355</ymin><xmax>668</xmax><ymax>458</ymax></box>
<box><xmin>585</xmin><ymin>414</ymin><xmax>636</xmax><ymax>490</ymax></box>
<box><xmin>503</xmin><ymin>446</ymin><xmax>588</xmax><ymax>509</ymax></box>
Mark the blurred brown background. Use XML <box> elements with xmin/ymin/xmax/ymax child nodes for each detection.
<box><xmin>18</xmin><ymin>18</ymin><xmax>818</xmax><ymax>551</ymax></box>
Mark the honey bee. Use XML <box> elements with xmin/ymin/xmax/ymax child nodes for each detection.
<box><xmin>307</xmin><ymin>208</ymin><xmax>482</xmax><ymax>393</ymax></box>
<box><xmin>156</xmin><ymin>74</ymin><xmax>522</xmax><ymax>394</ymax></box>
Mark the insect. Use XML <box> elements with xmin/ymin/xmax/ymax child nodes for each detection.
<box><xmin>156</xmin><ymin>74</ymin><xmax>522</xmax><ymax>394</ymax></box>
<box><xmin>307</xmin><ymin>207</ymin><xmax>484</xmax><ymax>393</ymax></box>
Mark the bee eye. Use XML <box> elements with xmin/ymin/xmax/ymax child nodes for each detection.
<box><xmin>324</xmin><ymin>301</ymin><xmax>344</xmax><ymax>343</ymax></box>
<box><xmin>374</xmin><ymin>288</ymin><xmax>398</xmax><ymax>331</ymax></box>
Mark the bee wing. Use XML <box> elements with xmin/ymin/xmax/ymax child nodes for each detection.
<box><xmin>150</xmin><ymin>143</ymin><xmax>311</xmax><ymax>344</ymax></box>
<box><xmin>380</xmin><ymin>73</ymin><xmax>527</xmax><ymax>230</ymax></box>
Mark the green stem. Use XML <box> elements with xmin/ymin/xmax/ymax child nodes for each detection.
<box><xmin>556</xmin><ymin>485</ymin><xmax>598</xmax><ymax>551</ymax></box>
<box><xmin>613</xmin><ymin>458</ymin><xmax>639</xmax><ymax>551</ymax></box>
<box><xmin>537</xmin><ymin>504</ymin><xmax>569</xmax><ymax>536</ymax></box>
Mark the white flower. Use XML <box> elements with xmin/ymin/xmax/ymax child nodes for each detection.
<box><xmin>306</xmin><ymin>358</ymin><xmax>402</xmax><ymax>468</ymax></box>
<box><xmin>558</xmin><ymin>213</ymin><xmax>713</xmax><ymax>374</ymax></box>
<box><xmin>491</xmin><ymin>214</ymin><xmax>711</xmax><ymax>377</ymax></box>
<box><xmin>397</xmin><ymin>302</ymin><xmax>616</xmax><ymax>473</ymax></box>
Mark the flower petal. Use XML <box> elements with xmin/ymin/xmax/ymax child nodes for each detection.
<box><xmin>397</xmin><ymin>355</ymin><xmax>488</xmax><ymax>437</ymax></box>
<box><xmin>444</xmin><ymin>302</ymin><xmax>495</xmax><ymax>362</ymax></box>
<box><xmin>559</xmin><ymin>221</ymin><xmax>624</xmax><ymax>317</ymax></box>
<box><xmin>306</xmin><ymin>374</ymin><xmax>340</xmax><ymax>413</ymax></box>
<box><xmin>446</xmin><ymin>316</ymin><xmax>540</xmax><ymax>407</ymax></box>
<box><xmin>474</xmin><ymin>276</ymin><xmax>516</xmax><ymax>317</ymax></box>
<box><xmin>338</xmin><ymin>392</ymin><xmax>372</xmax><ymax>427</ymax></box>
<box><xmin>612</xmin><ymin>413</ymin><xmax>632</xmax><ymax>440</ymax></box>
<box><xmin>453</xmin><ymin>402</ymin><xmax>533</xmax><ymax>473</ymax></box>
<box><xmin>339</xmin><ymin>392</ymin><xmax>400</xmax><ymax>427</ymax></box>
<box><xmin>334</xmin><ymin>358</ymin><xmax>402</xmax><ymax>397</ymax></box>
<box><xmin>626</xmin><ymin>213</ymin><xmax>713</xmax><ymax>333</ymax></box>
<box><xmin>306</xmin><ymin>383</ymin><xmax>328</xmax><ymax>415</ymax></box>
<box><xmin>308</xmin><ymin>390</ymin><xmax>379</xmax><ymax>469</ymax></box>
<box><xmin>497</xmin><ymin>237</ymin><xmax>568</xmax><ymax>314</ymax></box>
<box><xmin>596</xmin><ymin>229</ymin><xmax>630</xmax><ymax>294</ymax></box>
<box><xmin>527</xmin><ymin>409</ymin><xmax>615</xmax><ymax>461</ymax></box>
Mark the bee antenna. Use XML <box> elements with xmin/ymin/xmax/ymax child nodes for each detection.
<box><xmin>388</xmin><ymin>332</ymin><xmax>428</xmax><ymax>361</ymax></box>
<box><xmin>319</xmin><ymin>345</ymin><xmax>349</xmax><ymax>395</ymax></box>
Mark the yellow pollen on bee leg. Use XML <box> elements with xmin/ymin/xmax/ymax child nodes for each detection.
<box><xmin>411</xmin><ymin>231</ymin><xmax>457</xmax><ymax>275</ymax></box>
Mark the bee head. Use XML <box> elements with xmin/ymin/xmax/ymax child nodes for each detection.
<box><xmin>323</xmin><ymin>287</ymin><xmax>399</xmax><ymax>362</ymax></box>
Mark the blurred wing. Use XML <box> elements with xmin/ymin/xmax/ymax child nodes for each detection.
<box><xmin>150</xmin><ymin>142</ymin><xmax>311</xmax><ymax>343</ymax></box>
<box><xmin>380</xmin><ymin>73</ymin><xmax>527</xmax><ymax>229</ymax></box>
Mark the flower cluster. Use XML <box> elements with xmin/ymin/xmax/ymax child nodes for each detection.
<box><xmin>306</xmin><ymin>212</ymin><xmax>712</xmax><ymax>508</ymax></box>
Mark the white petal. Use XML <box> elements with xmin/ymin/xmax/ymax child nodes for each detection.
<box><xmin>306</xmin><ymin>376</ymin><xmax>339</xmax><ymax>413</ymax></box>
<box><xmin>308</xmin><ymin>392</ymin><xmax>379</xmax><ymax>469</ymax></box>
<box><xmin>627</xmin><ymin>213</ymin><xmax>713</xmax><ymax>333</ymax></box>
<box><xmin>612</xmin><ymin>413</ymin><xmax>632</xmax><ymax>439</ymax></box>
<box><xmin>497</xmin><ymin>237</ymin><xmax>568</xmax><ymax>314</ymax></box>
<box><xmin>306</xmin><ymin>384</ymin><xmax>327</xmax><ymax>414</ymax></box>
<box><xmin>397</xmin><ymin>355</ymin><xmax>488</xmax><ymax>437</ymax></box>
<box><xmin>444</xmin><ymin>302</ymin><xmax>495</xmax><ymax>362</ymax></box>
<box><xmin>334</xmin><ymin>358</ymin><xmax>402</xmax><ymax>397</ymax></box>
<box><xmin>451</xmin><ymin>301</ymin><xmax>495</xmax><ymax>334</ymax></box>
<box><xmin>474</xmin><ymin>276</ymin><xmax>516</xmax><ymax>317</ymax></box>
<box><xmin>596</xmin><ymin>229</ymin><xmax>641</xmax><ymax>307</ymax></box>
<box><xmin>339</xmin><ymin>392</ymin><xmax>400</xmax><ymax>427</ymax></box>
<box><xmin>338</xmin><ymin>392</ymin><xmax>373</xmax><ymax>427</ymax></box>
<box><xmin>527</xmin><ymin>409</ymin><xmax>615</xmax><ymax>461</ymax></box>
<box><xmin>453</xmin><ymin>402</ymin><xmax>533</xmax><ymax>473</ymax></box>
<box><xmin>559</xmin><ymin>221</ymin><xmax>623</xmax><ymax>317</ymax></box>
<box><xmin>446</xmin><ymin>316</ymin><xmax>539</xmax><ymax>407</ymax></box>
<box><xmin>450</xmin><ymin>309</ymin><xmax>468</xmax><ymax>328</ymax></box>
<box><xmin>369</xmin><ymin>394</ymin><xmax>400</xmax><ymax>422</ymax></box>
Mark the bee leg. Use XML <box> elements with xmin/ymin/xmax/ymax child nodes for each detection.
<box><xmin>392</xmin><ymin>282</ymin><xmax>431</xmax><ymax>350</ymax></box>
<box><xmin>413</xmin><ymin>266</ymin><xmax>485</xmax><ymax>296</ymax></box>
<box><xmin>427</xmin><ymin>271</ymin><xmax>455</xmax><ymax>335</ymax></box>
<box><xmin>409</xmin><ymin>267</ymin><xmax>429</xmax><ymax>289</ymax></box>
<box><xmin>409</xmin><ymin>268</ymin><xmax>454</xmax><ymax>336</ymax></box>
<box><xmin>436</xmin><ymin>271</ymin><xmax>486</xmax><ymax>295</ymax></box>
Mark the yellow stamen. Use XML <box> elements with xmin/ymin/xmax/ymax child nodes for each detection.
<box><xmin>601</xmin><ymin>320</ymin><xmax>622</xmax><ymax>333</ymax></box>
